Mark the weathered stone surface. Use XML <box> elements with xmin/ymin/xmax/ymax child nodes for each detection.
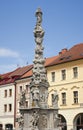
<box><xmin>18</xmin><ymin>8</ymin><xmax>59</xmax><ymax>130</ymax></box>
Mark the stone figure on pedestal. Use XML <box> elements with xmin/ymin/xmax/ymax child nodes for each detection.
<box><xmin>18</xmin><ymin>114</ymin><xmax>24</xmax><ymax>130</ymax></box>
<box><xmin>31</xmin><ymin>88</ymin><xmax>40</xmax><ymax>107</ymax></box>
<box><xmin>52</xmin><ymin>91</ymin><xmax>59</xmax><ymax>108</ymax></box>
<box><xmin>19</xmin><ymin>90</ymin><xmax>26</xmax><ymax>107</ymax></box>
<box><xmin>19</xmin><ymin>8</ymin><xmax>59</xmax><ymax>130</ymax></box>
<box><xmin>30</xmin><ymin>111</ymin><xmax>39</xmax><ymax>130</ymax></box>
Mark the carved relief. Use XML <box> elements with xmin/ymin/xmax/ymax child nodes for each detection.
<box><xmin>30</xmin><ymin>111</ymin><xmax>39</xmax><ymax>129</ymax></box>
<box><xmin>54</xmin><ymin>113</ymin><xmax>60</xmax><ymax>128</ymax></box>
<box><xmin>31</xmin><ymin>7</ymin><xmax>47</xmax><ymax>86</ymax></box>
<box><xmin>60</xmin><ymin>87</ymin><xmax>67</xmax><ymax>91</ymax></box>
<box><xmin>52</xmin><ymin>91</ymin><xmax>58</xmax><ymax>107</ymax></box>
<box><xmin>71</xmin><ymin>86</ymin><xmax>79</xmax><ymax>90</ymax></box>
<box><xmin>31</xmin><ymin>87</ymin><xmax>40</xmax><ymax>107</ymax></box>
<box><xmin>39</xmin><ymin>114</ymin><xmax>47</xmax><ymax>128</ymax></box>
<box><xmin>42</xmin><ymin>114</ymin><xmax>47</xmax><ymax>128</ymax></box>
<box><xmin>18</xmin><ymin>114</ymin><xmax>24</xmax><ymax>130</ymax></box>
<box><xmin>19</xmin><ymin>90</ymin><xmax>26</xmax><ymax>107</ymax></box>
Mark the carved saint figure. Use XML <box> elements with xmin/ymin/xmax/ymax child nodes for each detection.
<box><xmin>18</xmin><ymin>114</ymin><xmax>24</xmax><ymax>130</ymax></box>
<box><xmin>20</xmin><ymin>90</ymin><xmax>26</xmax><ymax>107</ymax></box>
<box><xmin>42</xmin><ymin>114</ymin><xmax>47</xmax><ymax>128</ymax></box>
<box><xmin>32</xmin><ymin>88</ymin><xmax>39</xmax><ymax>107</ymax></box>
<box><xmin>36</xmin><ymin>8</ymin><xmax>42</xmax><ymax>26</ymax></box>
<box><xmin>30</xmin><ymin>111</ymin><xmax>39</xmax><ymax>129</ymax></box>
<box><xmin>52</xmin><ymin>91</ymin><xmax>58</xmax><ymax>107</ymax></box>
<box><xmin>54</xmin><ymin>113</ymin><xmax>60</xmax><ymax>128</ymax></box>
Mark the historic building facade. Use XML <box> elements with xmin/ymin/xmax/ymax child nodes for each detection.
<box><xmin>0</xmin><ymin>65</ymin><xmax>33</xmax><ymax>130</ymax></box>
<box><xmin>0</xmin><ymin>81</ymin><xmax>16</xmax><ymax>130</ymax></box>
<box><xmin>47</xmin><ymin>43</ymin><xmax>83</xmax><ymax>130</ymax></box>
<box><xmin>0</xmin><ymin>43</ymin><xmax>83</xmax><ymax>130</ymax></box>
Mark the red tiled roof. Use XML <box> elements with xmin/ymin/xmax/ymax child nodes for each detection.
<box><xmin>9</xmin><ymin>65</ymin><xmax>33</xmax><ymax>77</ymax></box>
<box><xmin>45</xmin><ymin>55</ymin><xmax>59</xmax><ymax>67</ymax></box>
<box><xmin>47</xmin><ymin>43</ymin><xmax>83</xmax><ymax>67</ymax></box>
<box><xmin>0</xmin><ymin>65</ymin><xmax>33</xmax><ymax>85</ymax></box>
<box><xmin>21</xmin><ymin>69</ymin><xmax>32</xmax><ymax>78</ymax></box>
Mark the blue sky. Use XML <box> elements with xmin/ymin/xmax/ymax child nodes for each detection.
<box><xmin>0</xmin><ymin>0</ymin><xmax>83</xmax><ymax>74</ymax></box>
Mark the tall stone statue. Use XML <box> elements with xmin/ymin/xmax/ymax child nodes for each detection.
<box><xmin>35</xmin><ymin>8</ymin><xmax>42</xmax><ymax>26</ymax></box>
<box><xmin>19</xmin><ymin>8</ymin><xmax>59</xmax><ymax>130</ymax></box>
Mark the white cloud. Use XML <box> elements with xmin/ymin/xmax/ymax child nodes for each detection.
<box><xmin>0</xmin><ymin>48</ymin><xmax>28</xmax><ymax>73</ymax></box>
<box><xmin>0</xmin><ymin>64</ymin><xmax>17</xmax><ymax>74</ymax></box>
<box><xmin>0</xmin><ymin>48</ymin><xmax>19</xmax><ymax>58</ymax></box>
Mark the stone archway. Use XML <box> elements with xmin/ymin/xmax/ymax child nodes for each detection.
<box><xmin>73</xmin><ymin>113</ymin><xmax>83</xmax><ymax>130</ymax></box>
<box><xmin>5</xmin><ymin>124</ymin><xmax>13</xmax><ymax>130</ymax></box>
<box><xmin>58</xmin><ymin>114</ymin><xmax>67</xmax><ymax>130</ymax></box>
<box><xmin>0</xmin><ymin>124</ymin><xmax>3</xmax><ymax>130</ymax></box>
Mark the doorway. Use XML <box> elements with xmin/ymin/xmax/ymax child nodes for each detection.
<box><xmin>5</xmin><ymin>124</ymin><xmax>13</xmax><ymax>130</ymax></box>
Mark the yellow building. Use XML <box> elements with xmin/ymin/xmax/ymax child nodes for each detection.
<box><xmin>0</xmin><ymin>43</ymin><xmax>83</xmax><ymax>130</ymax></box>
<box><xmin>46</xmin><ymin>43</ymin><xmax>83</xmax><ymax>130</ymax></box>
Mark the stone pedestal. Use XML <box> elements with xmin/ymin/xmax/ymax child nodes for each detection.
<box><xmin>19</xmin><ymin>108</ymin><xmax>59</xmax><ymax>130</ymax></box>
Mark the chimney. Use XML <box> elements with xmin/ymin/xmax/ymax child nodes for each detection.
<box><xmin>59</xmin><ymin>48</ymin><xmax>67</xmax><ymax>55</ymax></box>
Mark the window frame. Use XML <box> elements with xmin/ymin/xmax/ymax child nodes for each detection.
<box><xmin>9</xmin><ymin>104</ymin><xmax>12</xmax><ymax>112</ymax></box>
<box><xmin>9</xmin><ymin>89</ymin><xmax>12</xmax><ymax>97</ymax></box>
<box><xmin>51</xmin><ymin>71</ymin><xmax>55</xmax><ymax>82</ymax></box>
<box><xmin>4</xmin><ymin>104</ymin><xmax>7</xmax><ymax>112</ymax></box>
<box><xmin>26</xmin><ymin>85</ymin><xmax>28</xmax><ymax>92</ymax></box>
<box><xmin>61</xmin><ymin>69</ymin><xmax>66</xmax><ymax>80</ymax></box>
<box><xmin>73</xmin><ymin>67</ymin><xmax>78</xmax><ymax>78</ymax></box>
<box><xmin>61</xmin><ymin>92</ymin><xmax>66</xmax><ymax>105</ymax></box>
<box><xmin>4</xmin><ymin>90</ymin><xmax>7</xmax><ymax>98</ymax></box>
<box><xmin>20</xmin><ymin>86</ymin><xmax>22</xmax><ymax>93</ymax></box>
<box><xmin>73</xmin><ymin>91</ymin><xmax>78</xmax><ymax>104</ymax></box>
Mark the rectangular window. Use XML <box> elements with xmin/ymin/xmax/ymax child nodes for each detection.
<box><xmin>62</xmin><ymin>92</ymin><xmax>66</xmax><ymax>105</ymax></box>
<box><xmin>51</xmin><ymin>72</ymin><xmax>55</xmax><ymax>82</ymax></box>
<box><xmin>73</xmin><ymin>91</ymin><xmax>78</xmax><ymax>104</ymax></box>
<box><xmin>61</xmin><ymin>69</ymin><xmax>66</xmax><ymax>80</ymax></box>
<box><xmin>26</xmin><ymin>85</ymin><xmax>28</xmax><ymax>92</ymax></box>
<box><xmin>73</xmin><ymin>67</ymin><xmax>78</xmax><ymax>78</ymax></box>
<box><xmin>9</xmin><ymin>104</ymin><xmax>12</xmax><ymax>112</ymax></box>
<box><xmin>20</xmin><ymin>86</ymin><xmax>22</xmax><ymax>92</ymax></box>
<box><xmin>4</xmin><ymin>90</ymin><xmax>7</xmax><ymax>97</ymax></box>
<box><xmin>9</xmin><ymin>89</ymin><xmax>12</xmax><ymax>97</ymax></box>
<box><xmin>4</xmin><ymin>104</ymin><xmax>7</xmax><ymax>112</ymax></box>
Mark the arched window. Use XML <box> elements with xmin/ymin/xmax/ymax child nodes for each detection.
<box><xmin>73</xmin><ymin>113</ymin><xmax>83</xmax><ymax>130</ymax></box>
<box><xmin>0</xmin><ymin>124</ymin><xmax>3</xmax><ymax>130</ymax></box>
<box><xmin>58</xmin><ymin>114</ymin><xmax>67</xmax><ymax>130</ymax></box>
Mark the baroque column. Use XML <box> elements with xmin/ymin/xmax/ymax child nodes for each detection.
<box><xmin>30</xmin><ymin>8</ymin><xmax>49</xmax><ymax>108</ymax></box>
<box><xmin>18</xmin><ymin>8</ymin><xmax>59</xmax><ymax>130</ymax></box>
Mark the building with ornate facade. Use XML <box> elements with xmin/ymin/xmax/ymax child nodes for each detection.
<box><xmin>47</xmin><ymin>43</ymin><xmax>83</xmax><ymax>130</ymax></box>
<box><xmin>0</xmin><ymin>65</ymin><xmax>33</xmax><ymax>130</ymax></box>
<box><xmin>0</xmin><ymin>43</ymin><xmax>83</xmax><ymax>130</ymax></box>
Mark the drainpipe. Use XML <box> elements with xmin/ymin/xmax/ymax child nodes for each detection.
<box><xmin>14</xmin><ymin>82</ymin><xmax>17</xmax><ymax>129</ymax></box>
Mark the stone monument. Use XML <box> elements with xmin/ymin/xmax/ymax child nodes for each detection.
<box><xmin>18</xmin><ymin>8</ymin><xmax>60</xmax><ymax>130</ymax></box>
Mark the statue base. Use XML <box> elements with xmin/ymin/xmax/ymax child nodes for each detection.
<box><xmin>19</xmin><ymin>107</ymin><xmax>60</xmax><ymax>130</ymax></box>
